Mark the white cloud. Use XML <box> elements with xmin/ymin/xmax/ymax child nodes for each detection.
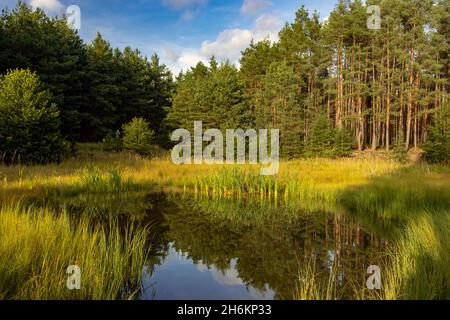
<box><xmin>200</xmin><ymin>29</ymin><xmax>254</xmax><ymax>62</ymax></box>
<box><xmin>162</xmin><ymin>45</ymin><xmax>208</xmax><ymax>75</ymax></box>
<box><xmin>252</xmin><ymin>13</ymin><xmax>281</xmax><ymax>42</ymax></box>
<box><xmin>162</xmin><ymin>12</ymin><xmax>281</xmax><ymax>73</ymax></box>
<box><xmin>178</xmin><ymin>51</ymin><xmax>208</xmax><ymax>67</ymax></box>
<box><xmin>29</xmin><ymin>0</ymin><xmax>64</xmax><ymax>13</ymax></box>
<box><xmin>240</xmin><ymin>0</ymin><xmax>272</xmax><ymax>16</ymax></box>
<box><xmin>198</xmin><ymin>13</ymin><xmax>281</xmax><ymax>63</ymax></box>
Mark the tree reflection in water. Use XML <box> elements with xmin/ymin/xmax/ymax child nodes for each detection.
<box><xmin>141</xmin><ymin>193</ymin><xmax>390</xmax><ymax>300</ymax></box>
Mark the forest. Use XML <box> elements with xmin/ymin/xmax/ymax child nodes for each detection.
<box><xmin>0</xmin><ymin>0</ymin><xmax>449</xmax><ymax>164</ymax></box>
<box><xmin>0</xmin><ymin>0</ymin><xmax>449</xmax><ymax>301</ymax></box>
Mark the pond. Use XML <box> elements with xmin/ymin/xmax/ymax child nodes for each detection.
<box><xmin>47</xmin><ymin>191</ymin><xmax>391</xmax><ymax>300</ymax></box>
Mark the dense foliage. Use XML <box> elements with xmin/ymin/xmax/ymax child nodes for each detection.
<box><xmin>423</xmin><ymin>104</ymin><xmax>450</xmax><ymax>163</ymax></box>
<box><xmin>122</xmin><ymin>118</ymin><xmax>155</xmax><ymax>155</ymax></box>
<box><xmin>0</xmin><ymin>1</ymin><xmax>449</xmax><ymax>162</ymax></box>
<box><xmin>0</xmin><ymin>69</ymin><xmax>67</xmax><ymax>164</ymax></box>
<box><xmin>0</xmin><ymin>3</ymin><xmax>173</xmax><ymax>146</ymax></box>
<box><xmin>168</xmin><ymin>0</ymin><xmax>449</xmax><ymax>159</ymax></box>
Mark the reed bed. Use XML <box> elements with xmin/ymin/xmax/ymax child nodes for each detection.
<box><xmin>0</xmin><ymin>204</ymin><xmax>149</xmax><ymax>300</ymax></box>
<box><xmin>380</xmin><ymin>212</ymin><xmax>450</xmax><ymax>300</ymax></box>
<box><xmin>0</xmin><ymin>148</ymin><xmax>449</xmax><ymax>300</ymax></box>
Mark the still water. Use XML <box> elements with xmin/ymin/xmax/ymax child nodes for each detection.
<box><xmin>52</xmin><ymin>192</ymin><xmax>390</xmax><ymax>299</ymax></box>
<box><xmin>130</xmin><ymin>193</ymin><xmax>390</xmax><ymax>300</ymax></box>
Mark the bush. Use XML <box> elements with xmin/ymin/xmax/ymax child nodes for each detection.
<box><xmin>0</xmin><ymin>69</ymin><xmax>68</xmax><ymax>164</ymax></box>
<box><xmin>304</xmin><ymin>113</ymin><xmax>353</xmax><ymax>158</ymax></box>
<box><xmin>391</xmin><ymin>133</ymin><xmax>409</xmax><ymax>164</ymax></box>
<box><xmin>333</xmin><ymin>128</ymin><xmax>354</xmax><ymax>157</ymax></box>
<box><xmin>122</xmin><ymin>118</ymin><xmax>155</xmax><ymax>155</ymax></box>
<box><xmin>102</xmin><ymin>130</ymin><xmax>123</xmax><ymax>153</ymax></box>
<box><xmin>423</xmin><ymin>104</ymin><xmax>450</xmax><ymax>164</ymax></box>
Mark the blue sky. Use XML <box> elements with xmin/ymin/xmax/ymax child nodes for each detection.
<box><xmin>1</xmin><ymin>0</ymin><xmax>337</xmax><ymax>73</ymax></box>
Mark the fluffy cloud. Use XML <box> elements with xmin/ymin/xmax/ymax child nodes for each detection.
<box><xmin>240</xmin><ymin>0</ymin><xmax>271</xmax><ymax>16</ymax></box>
<box><xmin>163</xmin><ymin>46</ymin><xmax>208</xmax><ymax>74</ymax></box>
<box><xmin>163</xmin><ymin>12</ymin><xmax>281</xmax><ymax>74</ymax></box>
<box><xmin>200</xmin><ymin>29</ymin><xmax>254</xmax><ymax>62</ymax></box>
<box><xmin>29</xmin><ymin>0</ymin><xmax>64</xmax><ymax>13</ymax></box>
<box><xmin>199</xmin><ymin>13</ymin><xmax>281</xmax><ymax>63</ymax></box>
<box><xmin>252</xmin><ymin>13</ymin><xmax>281</xmax><ymax>42</ymax></box>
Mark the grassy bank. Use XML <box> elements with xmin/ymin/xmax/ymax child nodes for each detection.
<box><xmin>292</xmin><ymin>211</ymin><xmax>450</xmax><ymax>300</ymax></box>
<box><xmin>2</xmin><ymin>150</ymin><xmax>449</xmax><ymax>228</ymax></box>
<box><xmin>0</xmin><ymin>204</ymin><xmax>149</xmax><ymax>300</ymax></box>
<box><xmin>0</xmin><ymin>149</ymin><xmax>432</xmax><ymax>200</ymax></box>
<box><xmin>1</xmin><ymin>147</ymin><xmax>449</xmax><ymax>300</ymax></box>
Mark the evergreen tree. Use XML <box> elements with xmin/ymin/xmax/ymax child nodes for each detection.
<box><xmin>0</xmin><ymin>69</ymin><xmax>67</xmax><ymax>164</ymax></box>
<box><xmin>146</xmin><ymin>54</ymin><xmax>174</xmax><ymax>145</ymax></box>
<box><xmin>122</xmin><ymin>118</ymin><xmax>155</xmax><ymax>156</ymax></box>
<box><xmin>423</xmin><ymin>103</ymin><xmax>450</xmax><ymax>163</ymax></box>
<box><xmin>83</xmin><ymin>33</ymin><xmax>120</xmax><ymax>141</ymax></box>
<box><xmin>0</xmin><ymin>3</ymin><xmax>88</xmax><ymax>142</ymax></box>
<box><xmin>255</xmin><ymin>61</ymin><xmax>303</xmax><ymax>158</ymax></box>
<box><xmin>304</xmin><ymin>113</ymin><xmax>336</xmax><ymax>157</ymax></box>
<box><xmin>167</xmin><ymin>60</ymin><xmax>247</xmax><ymax>136</ymax></box>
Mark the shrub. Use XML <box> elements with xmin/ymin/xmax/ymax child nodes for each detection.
<box><xmin>122</xmin><ymin>117</ymin><xmax>155</xmax><ymax>155</ymax></box>
<box><xmin>0</xmin><ymin>69</ymin><xmax>68</xmax><ymax>164</ymax></box>
<box><xmin>304</xmin><ymin>113</ymin><xmax>353</xmax><ymax>158</ymax></box>
<box><xmin>391</xmin><ymin>133</ymin><xmax>409</xmax><ymax>164</ymax></box>
<box><xmin>102</xmin><ymin>130</ymin><xmax>123</xmax><ymax>153</ymax></box>
<box><xmin>333</xmin><ymin>128</ymin><xmax>354</xmax><ymax>157</ymax></box>
<box><xmin>423</xmin><ymin>104</ymin><xmax>450</xmax><ymax>164</ymax></box>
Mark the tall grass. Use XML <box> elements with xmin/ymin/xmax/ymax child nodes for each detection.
<box><xmin>0</xmin><ymin>153</ymin><xmax>404</xmax><ymax>203</ymax></box>
<box><xmin>294</xmin><ymin>259</ymin><xmax>344</xmax><ymax>300</ymax></box>
<box><xmin>292</xmin><ymin>212</ymin><xmax>450</xmax><ymax>300</ymax></box>
<box><xmin>340</xmin><ymin>171</ymin><xmax>450</xmax><ymax>219</ymax></box>
<box><xmin>1</xmin><ymin>148</ymin><xmax>449</xmax><ymax>300</ymax></box>
<box><xmin>76</xmin><ymin>168</ymin><xmax>134</xmax><ymax>194</ymax></box>
<box><xmin>0</xmin><ymin>204</ymin><xmax>149</xmax><ymax>300</ymax></box>
<box><xmin>381</xmin><ymin>212</ymin><xmax>450</xmax><ymax>300</ymax></box>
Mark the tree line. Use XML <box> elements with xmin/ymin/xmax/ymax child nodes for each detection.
<box><xmin>0</xmin><ymin>2</ymin><xmax>173</xmax><ymax>146</ymax></box>
<box><xmin>0</xmin><ymin>1</ymin><xmax>449</xmax><ymax>163</ymax></box>
<box><xmin>169</xmin><ymin>0</ymin><xmax>449</xmax><ymax>160</ymax></box>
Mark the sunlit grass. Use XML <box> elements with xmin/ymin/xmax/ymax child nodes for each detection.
<box><xmin>0</xmin><ymin>204</ymin><xmax>149</xmax><ymax>300</ymax></box>
<box><xmin>0</xmin><ymin>151</ymin><xmax>409</xmax><ymax>203</ymax></box>
<box><xmin>381</xmin><ymin>212</ymin><xmax>450</xmax><ymax>300</ymax></box>
<box><xmin>1</xmin><ymin>147</ymin><xmax>449</xmax><ymax>300</ymax></box>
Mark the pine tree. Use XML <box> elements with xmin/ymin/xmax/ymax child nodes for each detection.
<box><xmin>255</xmin><ymin>61</ymin><xmax>303</xmax><ymax>158</ymax></box>
<box><xmin>0</xmin><ymin>3</ymin><xmax>88</xmax><ymax>142</ymax></box>
<box><xmin>0</xmin><ymin>69</ymin><xmax>67</xmax><ymax>164</ymax></box>
<box><xmin>83</xmin><ymin>33</ymin><xmax>120</xmax><ymax>141</ymax></box>
<box><xmin>423</xmin><ymin>103</ymin><xmax>450</xmax><ymax>163</ymax></box>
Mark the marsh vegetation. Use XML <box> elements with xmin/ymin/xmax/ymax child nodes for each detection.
<box><xmin>0</xmin><ymin>1</ymin><xmax>449</xmax><ymax>300</ymax></box>
<box><xmin>0</xmin><ymin>149</ymin><xmax>448</xmax><ymax>300</ymax></box>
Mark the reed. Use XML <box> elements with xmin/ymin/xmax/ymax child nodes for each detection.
<box><xmin>1</xmin><ymin>147</ymin><xmax>449</xmax><ymax>300</ymax></box>
<box><xmin>381</xmin><ymin>212</ymin><xmax>450</xmax><ymax>300</ymax></box>
<box><xmin>0</xmin><ymin>204</ymin><xmax>149</xmax><ymax>300</ymax></box>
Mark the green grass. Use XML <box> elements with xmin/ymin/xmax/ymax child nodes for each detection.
<box><xmin>0</xmin><ymin>204</ymin><xmax>149</xmax><ymax>300</ymax></box>
<box><xmin>292</xmin><ymin>211</ymin><xmax>450</xmax><ymax>300</ymax></box>
<box><xmin>0</xmin><ymin>146</ymin><xmax>449</xmax><ymax>300</ymax></box>
<box><xmin>294</xmin><ymin>259</ymin><xmax>351</xmax><ymax>301</ymax></box>
<box><xmin>381</xmin><ymin>212</ymin><xmax>450</xmax><ymax>300</ymax></box>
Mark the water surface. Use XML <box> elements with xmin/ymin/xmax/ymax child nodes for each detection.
<box><xmin>133</xmin><ymin>194</ymin><xmax>389</xmax><ymax>300</ymax></box>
